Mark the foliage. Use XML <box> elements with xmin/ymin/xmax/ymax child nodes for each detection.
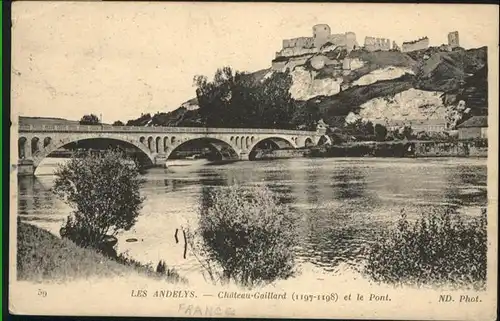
<box><xmin>364</xmin><ymin>208</ymin><xmax>487</xmax><ymax>290</ymax></box>
<box><xmin>112</xmin><ymin>120</ymin><xmax>124</xmax><ymax>126</ymax></box>
<box><xmin>53</xmin><ymin>149</ymin><xmax>145</xmax><ymax>250</ymax></box>
<box><xmin>17</xmin><ymin>222</ymin><xmax>185</xmax><ymax>283</ymax></box>
<box><xmin>291</xmin><ymin>100</ymin><xmax>321</xmax><ymax>131</ymax></box>
<box><xmin>392</xmin><ymin>125</ymin><xmax>414</xmax><ymax>140</ymax></box>
<box><xmin>344</xmin><ymin>119</ymin><xmax>376</xmax><ymax>141</ymax></box>
<box><xmin>126</xmin><ymin>113</ymin><xmax>152</xmax><ymax>126</ymax></box>
<box><xmin>374</xmin><ymin>123</ymin><xmax>388</xmax><ymax>141</ymax></box>
<box><xmin>189</xmin><ymin>185</ymin><xmax>299</xmax><ymax>288</ymax></box>
<box><xmin>79</xmin><ymin>114</ymin><xmax>100</xmax><ymax>125</ymax></box>
<box><xmin>194</xmin><ymin>67</ymin><xmax>297</xmax><ymax>129</ymax></box>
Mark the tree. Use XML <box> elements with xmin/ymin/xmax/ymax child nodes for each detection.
<box><xmin>193</xmin><ymin>66</ymin><xmax>296</xmax><ymax>129</ymax></box>
<box><xmin>112</xmin><ymin>120</ymin><xmax>124</xmax><ymax>126</ymax></box>
<box><xmin>126</xmin><ymin>113</ymin><xmax>152</xmax><ymax>126</ymax></box>
<box><xmin>344</xmin><ymin>119</ymin><xmax>375</xmax><ymax>140</ymax></box>
<box><xmin>374</xmin><ymin>124</ymin><xmax>388</xmax><ymax>141</ymax></box>
<box><xmin>79</xmin><ymin>114</ymin><xmax>100</xmax><ymax>125</ymax></box>
<box><xmin>53</xmin><ymin>149</ymin><xmax>145</xmax><ymax>251</ymax></box>
<box><xmin>402</xmin><ymin>125</ymin><xmax>413</xmax><ymax>140</ymax></box>
<box><xmin>256</xmin><ymin>71</ymin><xmax>297</xmax><ymax>129</ymax></box>
<box><xmin>291</xmin><ymin>101</ymin><xmax>321</xmax><ymax>131</ymax></box>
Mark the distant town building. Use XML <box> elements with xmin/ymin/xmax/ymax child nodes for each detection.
<box><xmin>401</xmin><ymin>37</ymin><xmax>430</xmax><ymax>52</ymax></box>
<box><xmin>409</xmin><ymin>119</ymin><xmax>449</xmax><ymax>133</ymax></box>
<box><xmin>448</xmin><ymin>31</ymin><xmax>460</xmax><ymax>48</ymax></box>
<box><xmin>316</xmin><ymin>119</ymin><xmax>328</xmax><ymax>132</ymax></box>
<box><xmin>392</xmin><ymin>41</ymin><xmax>400</xmax><ymax>51</ymax></box>
<box><xmin>376</xmin><ymin>119</ymin><xmax>448</xmax><ymax>133</ymax></box>
<box><xmin>456</xmin><ymin>116</ymin><xmax>488</xmax><ymax>139</ymax></box>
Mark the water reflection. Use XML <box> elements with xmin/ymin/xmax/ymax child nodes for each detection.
<box><xmin>18</xmin><ymin>176</ymin><xmax>55</xmax><ymax>217</ymax></box>
<box><xmin>18</xmin><ymin>157</ymin><xmax>487</xmax><ymax>277</ymax></box>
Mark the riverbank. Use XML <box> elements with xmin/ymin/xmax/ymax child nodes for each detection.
<box><xmin>308</xmin><ymin>139</ymin><xmax>488</xmax><ymax>158</ymax></box>
<box><xmin>17</xmin><ymin>221</ymin><xmax>186</xmax><ymax>283</ymax></box>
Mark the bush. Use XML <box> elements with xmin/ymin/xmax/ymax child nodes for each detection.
<box><xmin>364</xmin><ymin>208</ymin><xmax>487</xmax><ymax>290</ymax></box>
<box><xmin>53</xmin><ymin>149</ymin><xmax>145</xmax><ymax>252</ymax></box>
<box><xmin>189</xmin><ymin>185</ymin><xmax>299</xmax><ymax>288</ymax></box>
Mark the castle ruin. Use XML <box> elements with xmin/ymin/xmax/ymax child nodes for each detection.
<box><xmin>401</xmin><ymin>37</ymin><xmax>429</xmax><ymax>52</ymax></box>
<box><xmin>275</xmin><ymin>24</ymin><xmax>359</xmax><ymax>59</ymax></box>
<box><xmin>448</xmin><ymin>31</ymin><xmax>460</xmax><ymax>48</ymax></box>
<box><xmin>364</xmin><ymin>37</ymin><xmax>391</xmax><ymax>52</ymax></box>
<box><xmin>392</xmin><ymin>41</ymin><xmax>400</xmax><ymax>51</ymax></box>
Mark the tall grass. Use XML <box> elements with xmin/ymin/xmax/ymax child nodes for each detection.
<box><xmin>364</xmin><ymin>208</ymin><xmax>487</xmax><ymax>290</ymax></box>
<box><xmin>17</xmin><ymin>221</ymin><xmax>186</xmax><ymax>283</ymax></box>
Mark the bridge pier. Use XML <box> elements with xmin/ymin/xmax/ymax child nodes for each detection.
<box><xmin>154</xmin><ymin>154</ymin><xmax>168</xmax><ymax>167</ymax></box>
<box><xmin>17</xmin><ymin>159</ymin><xmax>35</xmax><ymax>176</ymax></box>
<box><xmin>239</xmin><ymin>152</ymin><xmax>250</xmax><ymax>161</ymax></box>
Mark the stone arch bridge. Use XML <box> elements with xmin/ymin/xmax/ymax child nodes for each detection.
<box><xmin>17</xmin><ymin>123</ymin><xmax>330</xmax><ymax>175</ymax></box>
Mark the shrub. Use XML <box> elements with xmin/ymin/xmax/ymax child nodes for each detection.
<box><xmin>189</xmin><ymin>185</ymin><xmax>299</xmax><ymax>288</ymax></box>
<box><xmin>53</xmin><ymin>149</ymin><xmax>145</xmax><ymax>252</ymax></box>
<box><xmin>364</xmin><ymin>208</ymin><xmax>487</xmax><ymax>290</ymax></box>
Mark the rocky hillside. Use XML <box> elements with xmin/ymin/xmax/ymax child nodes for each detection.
<box><xmin>296</xmin><ymin>46</ymin><xmax>487</xmax><ymax>127</ymax></box>
<box><xmin>125</xmin><ymin>45</ymin><xmax>487</xmax><ymax>129</ymax></box>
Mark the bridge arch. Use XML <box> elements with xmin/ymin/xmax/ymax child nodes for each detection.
<box><xmin>163</xmin><ymin>137</ymin><xmax>169</xmax><ymax>152</ymax></box>
<box><xmin>43</xmin><ymin>137</ymin><xmax>52</xmax><ymax>147</ymax></box>
<box><xmin>31</xmin><ymin>135</ymin><xmax>155</xmax><ymax>169</ymax></box>
<box><xmin>147</xmin><ymin>137</ymin><xmax>154</xmax><ymax>152</ymax></box>
<box><xmin>164</xmin><ymin>137</ymin><xmax>240</xmax><ymax>161</ymax></box>
<box><xmin>18</xmin><ymin>137</ymin><xmax>27</xmax><ymax>159</ymax></box>
<box><xmin>247</xmin><ymin>136</ymin><xmax>297</xmax><ymax>160</ymax></box>
<box><xmin>31</xmin><ymin>137</ymin><xmax>40</xmax><ymax>155</ymax></box>
<box><xmin>155</xmin><ymin>137</ymin><xmax>161</xmax><ymax>153</ymax></box>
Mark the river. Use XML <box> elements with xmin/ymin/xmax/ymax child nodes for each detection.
<box><xmin>18</xmin><ymin>157</ymin><xmax>487</xmax><ymax>284</ymax></box>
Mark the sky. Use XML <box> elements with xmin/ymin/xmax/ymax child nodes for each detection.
<box><xmin>11</xmin><ymin>2</ymin><xmax>498</xmax><ymax>123</ymax></box>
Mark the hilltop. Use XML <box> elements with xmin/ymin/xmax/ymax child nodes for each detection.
<box><xmin>123</xmin><ymin>45</ymin><xmax>487</xmax><ymax>130</ymax></box>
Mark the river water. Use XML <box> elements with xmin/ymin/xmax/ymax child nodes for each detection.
<box><xmin>18</xmin><ymin>157</ymin><xmax>487</xmax><ymax>283</ymax></box>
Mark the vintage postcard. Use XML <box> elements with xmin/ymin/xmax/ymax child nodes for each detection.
<box><xmin>8</xmin><ymin>2</ymin><xmax>498</xmax><ymax>319</ymax></box>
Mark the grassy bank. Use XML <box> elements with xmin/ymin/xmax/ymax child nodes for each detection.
<box><xmin>17</xmin><ymin>222</ymin><xmax>186</xmax><ymax>283</ymax></box>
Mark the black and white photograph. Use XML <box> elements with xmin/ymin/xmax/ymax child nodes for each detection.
<box><xmin>8</xmin><ymin>2</ymin><xmax>498</xmax><ymax>319</ymax></box>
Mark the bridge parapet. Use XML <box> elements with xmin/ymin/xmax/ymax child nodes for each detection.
<box><xmin>18</xmin><ymin>124</ymin><xmax>318</xmax><ymax>136</ymax></box>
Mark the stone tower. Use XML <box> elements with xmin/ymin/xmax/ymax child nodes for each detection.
<box><xmin>313</xmin><ymin>24</ymin><xmax>331</xmax><ymax>48</ymax></box>
<box><xmin>345</xmin><ymin>32</ymin><xmax>357</xmax><ymax>51</ymax></box>
<box><xmin>448</xmin><ymin>31</ymin><xmax>459</xmax><ymax>48</ymax></box>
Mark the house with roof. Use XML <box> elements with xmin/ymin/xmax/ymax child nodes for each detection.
<box><xmin>456</xmin><ymin>116</ymin><xmax>488</xmax><ymax>139</ymax></box>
